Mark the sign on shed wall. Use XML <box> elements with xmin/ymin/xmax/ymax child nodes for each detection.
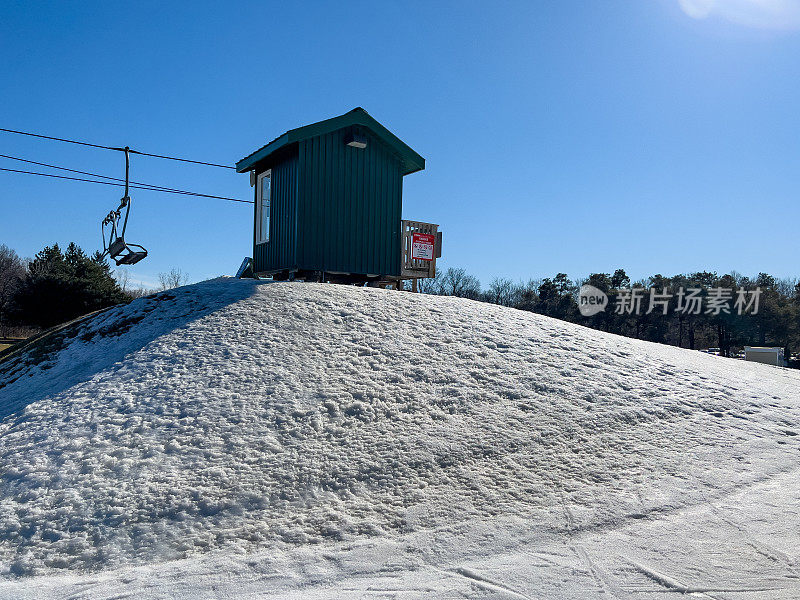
<box><xmin>411</xmin><ymin>233</ymin><xmax>435</xmax><ymax>261</ymax></box>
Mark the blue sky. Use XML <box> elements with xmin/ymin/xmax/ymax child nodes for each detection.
<box><xmin>1</xmin><ymin>0</ymin><xmax>799</xmax><ymax>289</ymax></box>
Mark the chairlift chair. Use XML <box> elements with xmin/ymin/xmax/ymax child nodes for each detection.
<box><xmin>108</xmin><ymin>233</ymin><xmax>148</xmax><ymax>265</ymax></box>
<box><xmin>100</xmin><ymin>147</ymin><xmax>148</xmax><ymax>266</ymax></box>
<box><xmin>101</xmin><ymin>196</ymin><xmax>148</xmax><ymax>266</ymax></box>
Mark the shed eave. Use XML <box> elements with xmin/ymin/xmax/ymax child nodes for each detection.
<box><xmin>402</xmin><ymin>161</ymin><xmax>425</xmax><ymax>176</ymax></box>
<box><xmin>235</xmin><ymin>133</ymin><xmax>291</xmax><ymax>173</ymax></box>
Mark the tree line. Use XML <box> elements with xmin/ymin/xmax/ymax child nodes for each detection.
<box><xmin>419</xmin><ymin>267</ymin><xmax>800</xmax><ymax>360</ymax></box>
<box><xmin>0</xmin><ymin>243</ymin><xmax>188</xmax><ymax>336</ymax></box>
<box><xmin>2</xmin><ymin>242</ymin><xmax>798</xmax><ymax>360</ymax></box>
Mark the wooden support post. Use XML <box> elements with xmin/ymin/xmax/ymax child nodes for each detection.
<box><xmin>412</xmin><ymin>278</ymin><xmax>418</xmax><ymax>293</ymax></box>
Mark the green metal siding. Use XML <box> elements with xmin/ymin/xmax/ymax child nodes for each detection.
<box><xmin>296</xmin><ymin>127</ymin><xmax>402</xmax><ymax>277</ymax></box>
<box><xmin>252</xmin><ymin>126</ymin><xmax>404</xmax><ymax>277</ymax></box>
<box><xmin>253</xmin><ymin>152</ymin><xmax>298</xmax><ymax>273</ymax></box>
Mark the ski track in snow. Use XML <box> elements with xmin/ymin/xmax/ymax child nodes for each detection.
<box><xmin>0</xmin><ymin>278</ymin><xmax>799</xmax><ymax>598</ymax></box>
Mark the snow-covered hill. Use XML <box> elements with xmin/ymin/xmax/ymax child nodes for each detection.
<box><xmin>1</xmin><ymin>279</ymin><xmax>799</xmax><ymax>599</ymax></box>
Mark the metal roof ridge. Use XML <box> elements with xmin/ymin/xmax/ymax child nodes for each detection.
<box><xmin>235</xmin><ymin>108</ymin><xmax>424</xmax><ymax>175</ymax></box>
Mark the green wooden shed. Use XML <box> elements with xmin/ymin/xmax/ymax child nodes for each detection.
<box><xmin>236</xmin><ymin>108</ymin><xmax>438</xmax><ymax>284</ymax></box>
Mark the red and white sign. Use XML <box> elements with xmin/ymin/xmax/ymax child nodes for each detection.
<box><xmin>411</xmin><ymin>233</ymin><xmax>435</xmax><ymax>261</ymax></box>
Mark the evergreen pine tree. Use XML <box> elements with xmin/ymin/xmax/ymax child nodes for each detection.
<box><xmin>13</xmin><ymin>243</ymin><xmax>127</xmax><ymax>328</ymax></box>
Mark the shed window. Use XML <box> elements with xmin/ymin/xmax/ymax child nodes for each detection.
<box><xmin>256</xmin><ymin>170</ymin><xmax>271</xmax><ymax>243</ymax></box>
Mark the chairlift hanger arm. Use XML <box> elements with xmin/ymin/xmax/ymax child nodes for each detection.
<box><xmin>118</xmin><ymin>147</ymin><xmax>131</xmax><ymax>239</ymax></box>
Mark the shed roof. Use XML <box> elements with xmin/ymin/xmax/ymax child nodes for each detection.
<box><xmin>235</xmin><ymin>107</ymin><xmax>425</xmax><ymax>175</ymax></box>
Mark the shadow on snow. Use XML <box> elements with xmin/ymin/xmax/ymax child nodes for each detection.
<box><xmin>0</xmin><ymin>278</ymin><xmax>266</xmax><ymax>423</ymax></box>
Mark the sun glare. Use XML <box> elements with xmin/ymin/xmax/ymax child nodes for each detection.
<box><xmin>678</xmin><ymin>0</ymin><xmax>800</xmax><ymax>29</ymax></box>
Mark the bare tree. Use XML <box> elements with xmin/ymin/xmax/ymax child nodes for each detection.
<box><xmin>486</xmin><ymin>277</ymin><xmax>514</xmax><ymax>306</ymax></box>
<box><xmin>776</xmin><ymin>277</ymin><xmax>798</xmax><ymax>298</ymax></box>
<box><xmin>0</xmin><ymin>245</ymin><xmax>26</xmax><ymax>329</ymax></box>
<box><xmin>128</xmin><ymin>286</ymin><xmax>152</xmax><ymax>299</ymax></box>
<box><xmin>440</xmin><ymin>267</ymin><xmax>481</xmax><ymax>299</ymax></box>
<box><xmin>115</xmin><ymin>269</ymin><xmax>131</xmax><ymax>294</ymax></box>
<box><xmin>417</xmin><ymin>270</ymin><xmax>443</xmax><ymax>295</ymax></box>
<box><xmin>115</xmin><ymin>269</ymin><xmax>155</xmax><ymax>298</ymax></box>
<box><xmin>509</xmin><ymin>279</ymin><xmax>540</xmax><ymax>311</ymax></box>
<box><xmin>158</xmin><ymin>268</ymin><xmax>190</xmax><ymax>291</ymax></box>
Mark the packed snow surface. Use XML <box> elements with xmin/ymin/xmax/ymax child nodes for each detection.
<box><xmin>0</xmin><ymin>279</ymin><xmax>799</xmax><ymax>598</ymax></box>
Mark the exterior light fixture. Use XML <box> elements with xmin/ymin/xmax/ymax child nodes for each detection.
<box><xmin>345</xmin><ymin>132</ymin><xmax>367</xmax><ymax>148</ymax></box>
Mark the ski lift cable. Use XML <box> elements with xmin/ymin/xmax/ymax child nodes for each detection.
<box><xmin>0</xmin><ymin>152</ymin><xmax>196</xmax><ymax>195</ymax></box>
<box><xmin>0</xmin><ymin>166</ymin><xmax>253</xmax><ymax>204</ymax></box>
<box><xmin>0</xmin><ymin>127</ymin><xmax>236</xmax><ymax>169</ymax></box>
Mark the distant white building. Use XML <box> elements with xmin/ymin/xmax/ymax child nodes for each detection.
<box><xmin>744</xmin><ymin>347</ymin><xmax>786</xmax><ymax>367</ymax></box>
